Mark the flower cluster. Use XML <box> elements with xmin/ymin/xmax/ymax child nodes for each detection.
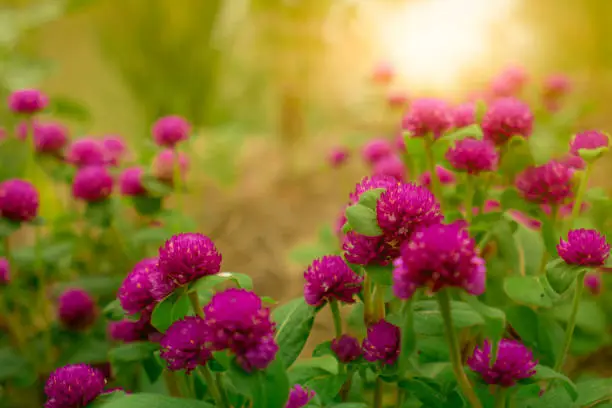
<box><xmin>482</xmin><ymin>97</ymin><xmax>533</xmax><ymax>145</ymax></box>
<box><xmin>44</xmin><ymin>364</ymin><xmax>106</xmax><ymax>408</ymax></box>
<box><xmin>468</xmin><ymin>339</ymin><xmax>537</xmax><ymax>387</ymax></box>
<box><xmin>446</xmin><ymin>137</ymin><xmax>499</xmax><ymax>174</ymax></box>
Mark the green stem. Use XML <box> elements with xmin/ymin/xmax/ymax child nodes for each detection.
<box><xmin>424</xmin><ymin>136</ymin><xmax>444</xmax><ymax>212</ymax></box>
<box><xmin>465</xmin><ymin>175</ymin><xmax>474</xmax><ymax>223</ymax></box>
<box><xmin>565</xmin><ymin>163</ymin><xmax>593</xmax><ymax>234</ymax></box>
<box><xmin>437</xmin><ymin>290</ymin><xmax>482</xmax><ymax>408</ymax></box>
<box><xmin>373</xmin><ymin>283</ymin><xmax>386</xmax><ymax>320</ymax></box>
<box><xmin>188</xmin><ymin>291</ymin><xmax>204</xmax><ymax>318</ymax></box>
<box><xmin>401</xmin><ymin>151</ymin><xmax>416</xmax><ymax>182</ymax></box>
<box><xmin>374</xmin><ymin>377</ymin><xmax>384</xmax><ymax>408</ymax></box>
<box><xmin>363</xmin><ymin>270</ymin><xmax>373</xmax><ymax>326</ymax></box>
<box><xmin>396</xmin><ymin>387</ymin><xmax>405</xmax><ymax>408</ymax></box>
<box><xmin>199</xmin><ymin>365</ymin><xmax>225</xmax><ymax>408</ymax></box>
<box><xmin>538</xmin><ymin>205</ymin><xmax>559</xmax><ymax>275</ymax></box>
<box><xmin>554</xmin><ymin>276</ymin><xmax>584</xmax><ymax>373</ymax></box>
<box><xmin>398</xmin><ymin>299</ymin><xmax>415</xmax><ymax>374</ymax></box>
<box><xmin>495</xmin><ymin>387</ymin><xmax>508</xmax><ymax>408</ymax></box>
<box><xmin>340</xmin><ymin>367</ymin><xmax>354</xmax><ymax>401</ymax></box>
<box><xmin>329</xmin><ymin>299</ymin><xmax>343</xmax><ymax>338</ymax></box>
<box><xmin>173</xmin><ymin>148</ymin><xmax>184</xmax><ymax>229</ymax></box>
<box><xmin>216</xmin><ymin>372</ymin><xmax>231</xmax><ymax>408</ymax></box>
<box><xmin>163</xmin><ymin>371</ymin><xmax>183</xmax><ymax>397</ymax></box>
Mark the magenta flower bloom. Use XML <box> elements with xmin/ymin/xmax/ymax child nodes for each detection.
<box><xmin>286</xmin><ymin>385</ymin><xmax>316</xmax><ymax>408</ymax></box>
<box><xmin>331</xmin><ymin>334</ymin><xmax>362</xmax><ymax>363</ymax></box>
<box><xmin>584</xmin><ymin>273</ymin><xmax>602</xmax><ymax>295</ymax></box>
<box><xmin>34</xmin><ymin>122</ymin><xmax>69</xmax><ymax>154</ymax></box>
<box><xmin>152</xmin><ymin>149</ymin><xmax>189</xmax><ymax>183</ymax></box>
<box><xmin>376</xmin><ymin>182</ymin><xmax>442</xmax><ymax>245</ymax></box>
<box><xmin>149</xmin><ymin>263</ymin><xmax>178</xmax><ymax>301</ymax></box>
<box><xmin>482</xmin><ymin>97</ymin><xmax>533</xmax><ymax>145</ymax></box>
<box><xmin>490</xmin><ymin>66</ymin><xmax>528</xmax><ymax>98</ymax></box>
<box><xmin>108</xmin><ymin>320</ymin><xmax>146</xmax><ymax>343</ymax></box>
<box><xmin>72</xmin><ymin>166</ymin><xmax>114</xmax><ymax>202</ymax></box>
<box><xmin>569</xmin><ymin>130</ymin><xmax>609</xmax><ymax>156</ymax></box>
<box><xmin>158</xmin><ymin>233</ymin><xmax>222</xmax><ymax>287</ymax></box>
<box><xmin>152</xmin><ymin>115</ymin><xmax>191</xmax><ymax>147</ymax></box>
<box><xmin>362</xmin><ymin>319</ymin><xmax>400</xmax><ymax>365</ymax></box>
<box><xmin>118</xmin><ymin>259</ymin><xmax>157</xmax><ymax>314</ymax></box>
<box><xmin>303</xmin><ymin>255</ymin><xmax>363</xmax><ymax>307</ymax></box>
<box><xmin>328</xmin><ymin>146</ymin><xmax>350</xmax><ymax>168</ymax></box>
<box><xmin>373</xmin><ymin>155</ymin><xmax>406</xmax><ymax>181</ymax></box>
<box><xmin>0</xmin><ymin>179</ymin><xmax>39</xmax><ymax>222</ymax></box>
<box><xmin>119</xmin><ymin>167</ymin><xmax>146</xmax><ymax>197</ymax></box>
<box><xmin>418</xmin><ymin>165</ymin><xmax>456</xmax><ymax>188</ymax></box>
<box><xmin>160</xmin><ymin>316</ymin><xmax>212</xmax><ymax>373</ymax></box>
<box><xmin>362</xmin><ymin>138</ymin><xmax>394</xmax><ymax>165</ymax></box>
<box><xmin>393</xmin><ymin>223</ymin><xmax>486</xmax><ymax>299</ymax></box>
<box><xmin>204</xmin><ymin>289</ymin><xmax>278</xmax><ymax>371</ymax></box>
<box><xmin>372</xmin><ymin>62</ymin><xmax>394</xmax><ymax>84</ymax></box>
<box><xmin>387</xmin><ymin>90</ymin><xmax>409</xmax><ymax>108</ymax></box>
<box><xmin>349</xmin><ymin>175</ymin><xmax>399</xmax><ymax>205</ymax></box>
<box><xmin>102</xmin><ymin>135</ymin><xmax>127</xmax><ymax>166</ymax></box>
<box><xmin>66</xmin><ymin>138</ymin><xmax>106</xmax><ymax>168</ymax></box>
<box><xmin>58</xmin><ymin>289</ymin><xmax>98</xmax><ymax>331</ymax></box>
<box><xmin>453</xmin><ymin>102</ymin><xmax>476</xmax><ymax>128</ymax></box>
<box><xmin>0</xmin><ymin>257</ymin><xmax>9</xmax><ymax>285</ymax></box>
<box><xmin>560</xmin><ymin>154</ymin><xmax>586</xmax><ymax>171</ymax></box>
<box><xmin>557</xmin><ymin>229</ymin><xmax>610</xmax><ymax>267</ymax></box>
<box><xmin>516</xmin><ymin>160</ymin><xmax>574</xmax><ymax>205</ymax></box>
<box><xmin>402</xmin><ymin>98</ymin><xmax>452</xmax><ymax>139</ymax></box>
<box><xmin>468</xmin><ymin>339</ymin><xmax>537</xmax><ymax>387</ymax></box>
<box><xmin>446</xmin><ymin>137</ymin><xmax>498</xmax><ymax>174</ymax></box>
<box><xmin>44</xmin><ymin>364</ymin><xmax>106</xmax><ymax>408</ymax></box>
<box><xmin>8</xmin><ymin>89</ymin><xmax>48</xmax><ymax>114</ymax></box>
<box><xmin>543</xmin><ymin>74</ymin><xmax>571</xmax><ymax>100</ymax></box>
<box><xmin>343</xmin><ymin>231</ymin><xmax>397</xmax><ymax>266</ymax></box>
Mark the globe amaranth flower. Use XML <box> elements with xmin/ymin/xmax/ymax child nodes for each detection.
<box><xmin>108</xmin><ymin>320</ymin><xmax>147</xmax><ymax>343</ymax></box>
<box><xmin>560</xmin><ymin>154</ymin><xmax>586</xmax><ymax>171</ymax></box>
<box><xmin>204</xmin><ymin>288</ymin><xmax>278</xmax><ymax>371</ymax></box>
<box><xmin>149</xmin><ymin>262</ymin><xmax>178</xmax><ymax>301</ymax></box>
<box><xmin>160</xmin><ymin>316</ymin><xmax>212</xmax><ymax>373</ymax></box>
<box><xmin>557</xmin><ymin>229</ymin><xmax>610</xmax><ymax>267</ymax></box>
<box><xmin>0</xmin><ymin>179</ymin><xmax>39</xmax><ymax>222</ymax></box>
<box><xmin>584</xmin><ymin>273</ymin><xmax>602</xmax><ymax>295</ymax></box>
<box><xmin>387</xmin><ymin>90</ymin><xmax>409</xmax><ymax>109</ymax></box>
<box><xmin>0</xmin><ymin>257</ymin><xmax>9</xmax><ymax>285</ymax></box>
<box><xmin>482</xmin><ymin>97</ymin><xmax>533</xmax><ymax>145</ymax></box>
<box><xmin>8</xmin><ymin>89</ymin><xmax>48</xmax><ymax>114</ymax></box>
<box><xmin>303</xmin><ymin>255</ymin><xmax>363</xmax><ymax>307</ymax></box>
<box><xmin>152</xmin><ymin>115</ymin><xmax>191</xmax><ymax>147</ymax></box>
<box><xmin>328</xmin><ymin>146</ymin><xmax>349</xmax><ymax>168</ymax></box>
<box><xmin>402</xmin><ymin>98</ymin><xmax>452</xmax><ymax>139</ymax></box>
<box><xmin>393</xmin><ymin>222</ymin><xmax>486</xmax><ymax>299</ymax></box>
<box><xmin>72</xmin><ymin>166</ymin><xmax>114</xmax><ymax>202</ymax></box>
<box><xmin>362</xmin><ymin>138</ymin><xmax>394</xmax><ymax>165</ymax></box>
<box><xmin>151</xmin><ymin>149</ymin><xmax>189</xmax><ymax>183</ymax></box>
<box><xmin>286</xmin><ymin>385</ymin><xmax>316</xmax><ymax>408</ymax></box>
<box><xmin>569</xmin><ymin>130</ymin><xmax>609</xmax><ymax>156</ymax></box>
<box><xmin>543</xmin><ymin>74</ymin><xmax>571</xmax><ymax>111</ymax></box>
<box><xmin>372</xmin><ymin>62</ymin><xmax>394</xmax><ymax>84</ymax></box>
<box><xmin>158</xmin><ymin>233</ymin><xmax>222</xmax><ymax>287</ymax></box>
<box><xmin>102</xmin><ymin>135</ymin><xmax>127</xmax><ymax>166</ymax></box>
<box><xmin>516</xmin><ymin>160</ymin><xmax>574</xmax><ymax>205</ymax></box>
<box><xmin>490</xmin><ymin>66</ymin><xmax>528</xmax><ymax>98</ymax></box>
<box><xmin>376</xmin><ymin>182</ymin><xmax>442</xmax><ymax>245</ymax></box>
<box><xmin>373</xmin><ymin>155</ymin><xmax>406</xmax><ymax>181</ymax></box>
<box><xmin>362</xmin><ymin>319</ymin><xmax>400</xmax><ymax>365</ymax></box>
<box><xmin>118</xmin><ymin>258</ymin><xmax>158</xmax><ymax>314</ymax></box>
<box><xmin>58</xmin><ymin>289</ymin><xmax>98</xmax><ymax>331</ymax></box>
<box><xmin>34</xmin><ymin>122</ymin><xmax>69</xmax><ymax>154</ymax></box>
<box><xmin>119</xmin><ymin>167</ymin><xmax>146</xmax><ymax>197</ymax></box>
<box><xmin>66</xmin><ymin>138</ymin><xmax>106</xmax><ymax>168</ymax></box>
<box><xmin>343</xmin><ymin>231</ymin><xmax>398</xmax><ymax>266</ymax></box>
<box><xmin>44</xmin><ymin>364</ymin><xmax>106</xmax><ymax>408</ymax></box>
<box><xmin>418</xmin><ymin>165</ymin><xmax>456</xmax><ymax>188</ymax></box>
<box><xmin>349</xmin><ymin>175</ymin><xmax>399</xmax><ymax>205</ymax></box>
<box><xmin>331</xmin><ymin>334</ymin><xmax>362</xmax><ymax>363</ymax></box>
<box><xmin>468</xmin><ymin>339</ymin><xmax>537</xmax><ymax>387</ymax></box>
<box><xmin>446</xmin><ymin>137</ymin><xmax>499</xmax><ymax>174</ymax></box>
<box><xmin>453</xmin><ymin>102</ymin><xmax>476</xmax><ymax>128</ymax></box>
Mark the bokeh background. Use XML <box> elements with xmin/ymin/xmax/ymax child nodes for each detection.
<box><xmin>3</xmin><ymin>0</ymin><xmax>612</xmax><ymax>357</ymax></box>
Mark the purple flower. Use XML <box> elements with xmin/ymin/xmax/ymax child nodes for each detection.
<box><xmin>118</xmin><ymin>259</ymin><xmax>157</xmax><ymax>315</ymax></box>
<box><xmin>482</xmin><ymin>97</ymin><xmax>533</xmax><ymax>145</ymax></box>
<box><xmin>569</xmin><ymin>130</ymin><xmax>609</xmax><ymax>156</ymax></box>
<box><xmin>152</xmin><ymin>149</ymin><xmax>189</xmax><ymax>183</ymax></box>
<box><xmin>343</xmin><ymin>231</ymin><xmax>397</xmax><ymax>266</ymax></box>
<box><xmin>490</xmin><ymin>66</ymin><xmax>528</xmax><ymax>98</ymax></box>
<box><xmin>584</xmin><ymin>273</ymin><xmax>602</xmax><ymax>295</ymax></box>
<box><xmin>108</xmin><ymin>320</ymin><xmax>146</xmax><ymax>343</ymax></box>
<box><xmin>362</xmin><ymin>319</ymin><xmax>400</xmax><ymax>365</ymax></box>
<box><xmin>72</xmin><ymin>166</ymin><xmax>114</xmax><ymax>202</ymax></box>
<box><xmin>418</xmin><ymin>165</ymin><xmax>456</xmax><ymax>188</ymax></box>
<box><xmin>286</xmin><ymin>385</ymin><xmax>315</xmax><ymax>408</ymax></box>
<box><xmin>349</xmin><ymin>175</ymin><xmax>399</xmax><ymax>205</ymax></box>
<box><xmin>468</xmin><ymin>339</ymin><xmax>537</xmax><ymax>387</ymax></box>
<box><xmin>303</xmin><ymin>255</ymin><xmax>363</xmax><ymax>307</ymax></box>
<box><xmin>373</xmin><ymin>155</ymin><xmax>406</xmax><ymax>181</ymax></box>
<box><xmin>376</xmin><ymin>182</ymin><xmax>442</xmax><ymax>245</ymax></box>
<box><xmin>453</xmin><ymin>103</ymin><xmax>476</xmax><ymax>128</ymax></box>
<box><xmin>160</xmin><ymin>316</ymin><xmax>212</xmax><ymax>373</ymax></box>
<box><xmin>543</xmin><ymin>74</ymin><xmax>571</xmax><ymax>103</ymax></box>
<box><xmin>152</xmin><ymin>115</ymin><xmax>191</xmax><ymax>147</ymax></box>
<box><xmin>393</xmin><ymin>222</ymin><xmax>486</xmax><ymax>299</ymax></box>
<box><xmin>204</xmin><ymin>289</ymin><xmax>278</xmax><ymax>371</ymax></box>
<box><xmin>34</xmin><ymin>122</ymin><xmax>69</xmax><ymax>154</ymax></box>
<box><xmin>119</xmin><ymin>167</ymin><xmax>146</xmax><ymax>197</ymax></box>
<box><xmin>58</xmin><ymin>289</ymin><xmax>98</xmax><ymax>331</ymax></box>
<box><xmin>328</xmin><ymin>146</ymin><xmax>350</xmax><ymax>167</ymax></box>
<box><xmin>516</xmin><ymin>160</ymin><xmax>574</xmax><ymax>205</ymax></box>
<box><xmin>66</xmin><ymin>138</ymin><xmax>106</xmax><ymax>168</ymax></box>
<box><xmin>402</xmin><ymin>98</ymin><xmax>452</xmax><ymax>139</ymax></box>
<box><xmin>559</xmin><ymin>154</ymin><xmax>586</xmax><ymax>171</ymax></box>
<box><xmin>102</xmin><ymin>135</ymin><xmax>127</xmax><ymax>166</ymax></box>
<box><xmin>362</xmin><ymin>138</ymin><xmax>394</xmax><ymax>165</ymax></box>
<box><xmin>0</xmin><ymin>179</ymin><xmax>39</xmax><ymax>222</ymax></box>
<box><xmin>158</xmin><ymin>233</ymin><xmax>222</xmax><ymax>287</ymax></box>
<box><xmin>44</xmin><ymin>364</ymin><xmax>106</xmax><ymax>408</ymax></box>
<box><xmin>0</xmin><ymin>257</ymin><xmax>9</xmax><ymax>285</ymax></box>
<box><xmin>149</xmin><ymin>263</ymin><xmax>178</xmax><ymax>301</ymax></box>
<box><xmin>387</xmin><ymin>90</ymin><xmax>409</xmax><ymax>109</ymax></box>
<box><xmin>558</xmin><ymin>229</ymin><xmax>610</xmax><ymax>267</ymax></box>
<box><xmin>446</xmin><ymin>137</ymin><xmax>499</xmax><ymax>174</ymax></box>
<box><xmin>8</xmin><ymin>89</ymin><xmax>48</xmax><ymax>114</ymax></box>
<box><xmin>331</xmin><ymin>334</ymin><xmax>362</xmax><ymax>363</ymax></box>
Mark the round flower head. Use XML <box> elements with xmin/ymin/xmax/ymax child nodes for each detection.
<box><xmin>557</xmin><ymin>229</ymin><xmax>610</xmax><ymax>267</ymax></box>
<box><xmin>328</xmin><ymin>146</ymin><xmax>349</xmax><ymax>168</ymax></box>
<box><xmin>387</xmin><ymin>90</ymin><xmax>409</xmax><ymax>109</ymax></box>
<box><xmin>453</xmin><ymin>102</ymin><xmax>476</xmax><ymax>128</ymax></box>
<box><xmin>569</xmin><ymin>130</ymin><xmax>609</xmax><ymax>156</ymax></box>
<box><xmin>490</xmin><ymin>66</ymin><xmax>528</xmax><ymax>98</ymax></box>
<box><xmin>372</xmin><ymin>62</ymin><xmax>394</xmax><ymax>84</ymax></box>
<box><xmin>236</xmin><ymin>338</ymin><xmax>279</xmax><ymax>372</ymax></box>
<box><xmin>362</xmin><ymin>319</ymin><xmax>400</xmax><ymax>365</ymax></box>
<box><xmin>160</xmin><ymin>316</ymin><xmax>212</xmax><ymax>373</ymax></box>
<box><xmin>72</xmin><ymin>166</ymin><xmax>114</xmax><ymax>202</ymax></box>
<box><xmin>585</xmin><ymin>273</ymin><xmax>602</xmax><ymax>295</ymax></box>
<box><xmin>373</xmin><ymin>155</ymin><xmax>406</xmax><ymax>181</ymax></box>
<box><xmin>482</xmin><ymin>97</ymin><xmax>533</xmax><ymax>145</ymax></box>
<box><xmin>543</xmin><ymin>74</ymin><xmax>571</xmax><ymax>101</ymax></box>
<box><xmin>152</xmin><ymin>115</ymin><xmax>191</xmax><ymax>147</ymax></box>
<box><xmin>158</xmin><ymin>233</ymin><xmax>222</xmax><ymax>287</ymax></box>
<box><xmin>151</xmin><ymin>149</ymin><xmax>189</xmax><ymax>183</ymax></box>
<box><xmin>303</xmin><ymin>255</ymin><xmax>363</xmax><ymax>307</ymax></box>
<box><xmin>286</xmin><ymin>385</ymin><xmax>316</xmax><ymax>408</ymax></box>
<box><xmin>44</xmin><ymin>364</ymin><xmax>105</xmax><ymax>408</ymax></box>
<box><xmin>446</xmin><ymin>137</ymin><xmax>499</xmax><ymax>174</ymax></box>
<box><xmin>515</xmin><ymin>160</ymin><xmax>574</xmax><ymax>205</ymax></box>
<box><xmin>119</xmin><ymin>167</ymin><xmax>146</xmax><ymax>197</ymax></box>
<box><xmin>376</xmin><ymin>182</ymin><xmax>442</xmax><ymax>245</ymax></box>
<box><xmin>362</xmin><ymin>138</ymin><xmax>394</xmax><ymax>165</ymax></box>
<box><xmin>418</xmin><ymin>165</ymin><xmax>456</xmax><ymax>188</ymax></box>
<box><xmin>468</xmin><ymin>339</ymin><xmax>537</xmax><ymax>387</ymax></box>
<box><xmin>108</xmin><ymin>320</ymin><xmax>147</xmax><ymax>343</ymax></box>
<box><xmin>0</xmin><ymin>257</ymin><xmax>9</xmax><ymax>285</ymax></box>
<box><xmin>560</xmin><ymin>154</ymin><xmax>586</xmax><ymax>171</ymax></box>
<box><xmin>34</xmin><ymin>122</ymin><xmax>69</xmax><ymax>154</ymax></box>
<box><xmin>331</xmin><ymin>334</ymin><xmax>362</xmax><ymax>363</ymax></box>
<box><xmin>393</xmin><ymin>222</ymin><xmax>486</xmax><ymax>299</ymax></box>
<box><xmin>402</xmin><ymin>98</ymin><xmax>452</xmax><ymax>139</ymax></box>
<box><xmin>118</xmin><ymin>259</ymin><xmax>157</xmax><ymax>314</ymax></box>
<box><xmin>349</xmin><ymin>175</ymin><xmax>399</xmax><ymax>205</ymax></box>
<box><xmin>343</xmin><ymin>231</ymin><xmax>398</xmax><ymax>266</ymax></box>
<box><xmin>149</xmin><ymin>262</ymin><xmax>178</xmax><ymax>301</ymax></box>
<box><xmin>58</xmin><ymin>289</ymin><xmax>98</xmax><ymax>331</ymax></box>
<box><xmin>0</xmin><ymin>179</ymin><xmax>39</xmax><ymax>222</ymax></box>
<box><xmin>66</xmin><ymin>138</ymin><xmax>106</xmax><ymax>168</ymax></box>
<box><xmin>102</xmin><ymin>135</ymin><xmax>127</xmax><ymax>166</ymax></box>
<box><xmin>8</xmin><ymin>89</ymin><xmax>48</xmax><ymax>114</ymax></box>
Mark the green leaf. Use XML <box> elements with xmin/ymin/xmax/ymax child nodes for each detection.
<box><xmin>273</xmin><ymin>298</ymin><xmax>316</xmax><ymax>368</ymax></box>
<box><xmin>530</xmin><ymin>364</ymin><xmax>577</xmax><ymax>401</ymax></box>
<box><xmin>0</xmin><ymin>347</ymin><xmax>35</xmax><ymax>383</ymax></box>
<box><xmin>579</xmin><ymin>146</ymin><xmax>608</xmax><ymax>162</ymax></box>
<box><xmin>63</xmin><ymin>338</ymin><xmax>109</xmax><ymax>365</ymax></box>
<box><xmin>85</xmin><ymin>199</ymin><xmax>114</xmax><ymax>228</ymax></box>
<box><xmin>398</xmin><ymin>378</ymin><xmax>445</xmax><ymax>407</ymax></box>
<box><xmin>172</xmin><ymin>293</ymin><xmax>191</xmax><ymax>321</ymax></box>
<box><xmin>89</xmin><ymin>392</ymin><xmax>215</xmax><ymax>408</ymax></box>
<box><xmin>131</xmin><ymin>196</ymin><xmax>164</xmax><ymax>216</ymax></box>
<box><xmin>109</xmin><ymin>342</ymin><xmax>158</xmax><ymax>364</ymax></box>
<box><xmin>52</xmin><ymin>276</ymin><xmax>123</xmax><ymax>297</ymax></box>
<box><xmin>327</xmin><ymin>404</ymin><xmax>369</xmax><ymax>408</ymax></box>
<box><xmin>574</xmin><ymin>378</ymin><xmax>612</xmax><ymax>407</ymax></box>
<box><xmin>103</xmin><ymin>299</ymin><xmax>125</xmax><ymax>320</ymax></box>
<box><xmin>0</xmin><ymin>137</ymin><xmax>28</xmax><ymax>181</ymax></box>
<box><xmin>189</xmin><ymin>272</ymin><xmax>253</xmax><ymax>293</ymax></box>
<box><xmin>365</xmin><ymin>264</ymin><xmax>392</xmax><ymax>286</ymax></box>
<box><xmin>541</xmin><ymin>217</ymin><xmax>560</xmax><ymax>256</ymax></box>
<box><xmin>398</xmin><ymin>300</ymin><xmax>416</xmax><ymax>373</ymax></box>
<box><xmin>463</xmin><ymin>296</ymin><xmax>505</xmax><ymax>362</ymax></box>
<box><xmin>141</xmin><ymin>173</ymin><xmax>173</xmax><ymax>196</ymax></box>
<box><xmin>440</xmin><ymin>124</ymin><xmax>484</xmax><ymax>142</ymax></box>
<box><xmin>345</xmin><ymin>204</ymin><xmax>383</xmax><ymax>237</ymax></box>
<box><xmin>0</xmin><ymin>218</ymin><xmax>21</xmax><ymax>239</ymax></box>
<box><xmin>499</xmin><ymin>135</ymin><xmax>535</xmax><ymax>178</ymax></box>
<box><xmin>41</xmin><ymin>241</ymin><xmax>74</xmax><ymax>264</ymax></box>
<box><xmin>416</xmin><ymin>337</ymin><xmax>449</xmax><ymax>363</ymax></box>
<box><xmin>491</xmin><ymin>217</ymin><xmax>522</xmax><ymax>275</ymax></box>
<box><xmin>357</xmin><ymin>188</ymin><xmax>386</xmax><ymax>210</ymax></box>
<box><xmin>151</xmin><ymin>294</ymin><xmax>177</xmax><ymax>333</ymax></box>
<box><xmin>289</xmin><ymin>358</ymin><xmax>344</xmax><ymax>403</ymax></box>
<box><xmin>553</xmin><ymin>299</ymin><xmax>607</xmax><ymax>335</ymax></box>
<box><xmin>504</xmin><ymin>276</ymin><xmax>553</xmax><ymax>308</ymax></box>
<box><xmin>251</xmin><ymin>358</ymin><xmax>290</xmax><ymax>408</ymax></box>
<box><xmin>47</xmin><ymin>96</ymin><xmax>91</xmax><ymax>123</ymax></box>
<box><xmin>413</xmin><ymin>301</ymin><xmax>484</xmax><ymax>336</ymax></box>
<box><xmin>312</xmin><ymin>341</ymin><xmax>333</xmax><ymax>358</ymax></box>
<box><xmin>545</xmin><ymin>258</ymin><xmax>583</xmax><ymax>295</ymax></box>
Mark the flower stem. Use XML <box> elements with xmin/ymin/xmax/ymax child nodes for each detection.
<box><xmin>374</xmin><ymin>377</ymin><xmax>384</xmax><ymax>408</ymax></box>
<box><xmin>188</xmin><ymin>291</ymin><xmax>204</xmax><ymax>318</ymax></box>
<box><xmin>329</xmin><ymin>299</ymin><xmax>343</xmax><ymax>338</ymax></box>
<box><xmin>340</xmin><ymin>366</ymin><xmax>354</xmax><ymax>401</ymax></box>
<box><xmin>363</xmin><ymin>270</ymin><xmax>373</xmax><ymax>326</ymax></box>
<box><xmin>373</xmin><ymin>283</ymin><xmax>386</xmax><ymax>320</ymax></box>
<box><xmin>424</xmin><ymin>137</ymin><xmax>444</xmax><ymax>212</ymax></box>
<box><xmin>216</xmin><ymin>372</ymin><xmax>231</xmax><ymax>408</ymax></box>
<box><xmin>553</xmin><ymin>275</ymin><xmax>584</xmax><ymax>373</ymax></box>
<box><xmin>437</xmin><ymin>290</ymin><xmax>482</xmax><ymax>408</ymax></box>
<box><xmin>565</xmin><ymin>163</ymin><xmax>593</xmax><ymax>234</ymax></box>
<box><xmin>495</xmin><ymin>387</ymin><xmax>508</xmax><ymax>408</ymax></box>
<box><xmin>173</xmin><ymin>148</ymin><xmax>184</xmax><ymax>230</ymax></box>
<box><xmin>465</xmin><ymin>175</ymin><xmax>474</xmax><ymax>223</ymax></box>
<box><xmin>163</xmin><ymin>371</ymin><xmax>183</xmax><ymax>397</ymax></box>
<box><xmin>538</xmin><ymin>205</ymin><xmax>559</xmax><ymax>275</ymax></box>
<box><xmin>199</xmin><ymin>365</ymin><xmax>226</xmax><ymax>408</ymax></box>
<box><xmin>396</xmin><ymin>387</ymin><xmax>405</xmax><ymax>408</ymax></box>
